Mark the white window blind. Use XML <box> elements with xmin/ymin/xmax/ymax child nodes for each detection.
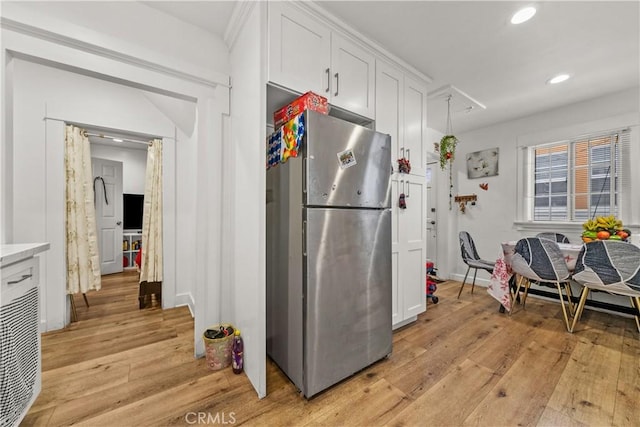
<box><xmin>532</xmin><ymin>129</ymin><xmax>629</xmax><ymax>222</ymax></box>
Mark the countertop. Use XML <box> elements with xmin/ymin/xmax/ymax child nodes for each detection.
<box><xmin>0</xmin><ymin>243</ymin><xmax>50</xmax><ymax>268</ymax></box>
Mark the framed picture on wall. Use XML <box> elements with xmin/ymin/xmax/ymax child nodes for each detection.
<box><xmin>466</xmin><ymin>147</ymin><xmax>499</xmax><ymax>179</ymax></box>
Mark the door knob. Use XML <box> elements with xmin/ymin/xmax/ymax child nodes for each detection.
<box><xmin>116</xmin><ymin>221</ymin><xmax>122</xmax><ymax>226</ymax></box>
<box><xmin>430</xmin><ymin>221</ymin><xmax>436</xmax><ymax>225</ymax></box>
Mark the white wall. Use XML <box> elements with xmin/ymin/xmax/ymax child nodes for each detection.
<box><xmin>446</xmin><ymin>87</ymin><xmax>640</xmax><ymax>286</ymax></box>
<box><xmin>90</xmin><ymin>144</ymin><xmax>147</xmax><ymax>194</ymax></box>
<box><xmin>11</xmin><ymin>59</ymin><xmax>191</xmax><ymax>330</ymax></box>
<box><xmin>1</xmin><ymin>1</ymin><xmax>229</xmax><ymax>82</ymax></box>
<box><xmin>426</xmin><ymin>127</ymin><xmax>453</xmax><ymax>277</ymax></box>
<box><xmin>227</xmin><ymin>2</ymin><xmax>267</xmax><ymax>399</ymax></box>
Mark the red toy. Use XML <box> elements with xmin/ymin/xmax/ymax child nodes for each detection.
<box><xmin>426</xmin><ymin>261</ymin><xmax>439</xmax><ymax>304</ymax></box>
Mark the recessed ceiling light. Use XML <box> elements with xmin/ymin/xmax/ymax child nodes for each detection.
<box><xmin>547</xmin><ymin>74</ymin><xmax>570</xmax><ymax>84</ymax></box>
<box><xmin>113</xmin><ymin>138</ymin><xmax>123</xmax><ymax>142</ymax></box>
<box><xmin>511</xmin><ymin>7</ymin><xmax>536</xmax><ymax>24</ymax></box>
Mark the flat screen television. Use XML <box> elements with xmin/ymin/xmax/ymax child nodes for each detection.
<box><xmin>123</xmin><ymin>193</ymin><xmax>144</xmax><ymax>230</ymax></box>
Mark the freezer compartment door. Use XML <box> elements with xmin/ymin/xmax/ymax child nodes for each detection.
<box><xmin>304</xmin><ymin>208</ymin><xmax>392</xmax><ymax>397</ymax></box>
<box><xmin>305</xmin><ymin>111</ymin><xmax>391</xmax><ymax>209</ymax></box>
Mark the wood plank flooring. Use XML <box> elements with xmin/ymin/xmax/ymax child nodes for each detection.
<box><xmin>23</xmin><ymin>273</ymin><xmax>639</xmax><ymax>426</ymax></box>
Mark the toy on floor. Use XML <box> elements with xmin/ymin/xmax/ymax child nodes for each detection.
<box><xmin>426</xmin><ymin>261</ymin><xmax>439</xmax><ymax>304</ymax></box>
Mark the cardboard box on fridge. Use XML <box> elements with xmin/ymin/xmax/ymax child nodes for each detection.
<box><xmin>273</xmin><ymin>91</ymin><xmax>329</xmax><ymax>128</ymax></box>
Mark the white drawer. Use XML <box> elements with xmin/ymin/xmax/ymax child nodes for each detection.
<box><xmin>1</xmin><ymin>256</ymin><xmax>39</xmax><ymax>304</ymax></box>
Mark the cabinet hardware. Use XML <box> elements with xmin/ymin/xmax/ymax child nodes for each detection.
<box><xmin>8</xmin><ymin>274</ymin><xmax>32</xmax><ymax>285</ymax></box>
<box><xmin>406</xmin><ymin>148</ymin><xmax>411</xmax><ymax>162</ymax></box>
<box><xmin>334</xmin><ymin>72</ymin><xmax>339</xmax><ymax>96</ymax></box>
<box><xmin>325</xmin><ymin>68</ymin><xmax>330</xmax><ymax>93</ymax></box>
<box><xmin>406</xmin><ymin>181</ymin><xmax>410</xmax><ymax>198</ymax></box>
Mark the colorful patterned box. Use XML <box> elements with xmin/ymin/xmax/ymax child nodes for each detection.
<box><xmin>273</xmin><ymin>91</ymin><xmax>328</xmax><ymax>128</ymax></box>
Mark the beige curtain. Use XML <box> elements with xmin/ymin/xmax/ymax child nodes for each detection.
<box><xmin>140</xmin><ymin>139</ymin><xmax>163</xmax><ymax>283</ymax></box>
<box><xmin>65</xmin><ymin>125</ymin><xmax>101</xmax><ymax>294</ymax></box>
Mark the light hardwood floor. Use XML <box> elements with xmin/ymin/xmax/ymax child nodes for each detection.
<box><xmin>24</xmin><ymin>272</ymin><xmax>639</xmax><ymax>426</ymax></box>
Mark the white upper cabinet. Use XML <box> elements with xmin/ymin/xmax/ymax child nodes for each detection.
<box><xmin>375</xmin><ymin>60</ymin><xmax>404</xmax><ymax>170</ymax></box>
<box><xmin>375</xmin><ymin>59</ymin><xmax>428</xmax><ymax>178</ymax></box>
<box><xmin>403</xmin><ymin>76</ymin><xmax>428</xmax><ymax>177</ymax></box>
<box><xmin>268</xmin><ymin>2</ymin><xmax>331</xmax><ymax>96</ymax></box>
<box><xmin>268</xmin><ymin>2</ymin><xmax>375</xmax><ymax>119</ymax></box>
<box><xmin>329</xmin><ymin>33</ymin><xmax>375</xmax><ymax>118</ymax></box>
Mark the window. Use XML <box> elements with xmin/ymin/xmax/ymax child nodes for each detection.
<box><xmin>532</xmin><ymin>132</ymin><xmax>621</xmax><ymax>221</ymax></box>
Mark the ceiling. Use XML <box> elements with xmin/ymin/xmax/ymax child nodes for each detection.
<box><xmin>143</xmin><ymin>1</ymin><xmax>640</xmax><ymax>134</ymax></box>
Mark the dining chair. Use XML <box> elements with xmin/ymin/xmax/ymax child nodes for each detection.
<box><xmin>509</xmin><ymin>237</ymin><xmax>575</xmax><ymax>331</ymax></box>
<box><xmin>536</xmin><ymin>232</ymin><xmax>570</xmax><ymax>243</ymax></box>
<box><xmin>570</xmin><ymin>240</ymin><xmax>640</xmax><ymax>334</ymax></box>
<box><xmin>458</xmin><ymin>231</ymin><xmax>495</xmax><ymax>298</ymax></box>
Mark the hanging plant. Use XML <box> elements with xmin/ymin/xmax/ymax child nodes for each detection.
<box><xmin>439</xmin><ymin>134</ymin><xmax>458</xmax><ymax>170</ymax></box>
<box><xmin>439</xmin><ymin>95</ymin><xmax>459</xmax><ymax>210</ymax></box>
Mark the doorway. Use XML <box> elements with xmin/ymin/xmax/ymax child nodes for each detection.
<box><xmin>90</xmin><ymin>131</ymin><xmax>151</xmax><ymax>277</ymax></box>
<box><xmin>92</xmin><ymin>157</ymin><xmax>124</xmax><ymax>275</ymax></box>
<box><xmin>426</xmin><ymin>159</ymin><xmax>439</xmax><ymax>269</ymax></box>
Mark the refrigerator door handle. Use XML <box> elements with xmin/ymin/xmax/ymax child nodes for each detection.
<box><xmin>303</xmin><ymin>157</ymin><xmax>308</xmax><ymax>195</ymax></box>
<box><xmin>302</xmin><ymin>220</ymin><xmax>307</xmax><ymax>256</ymax></box>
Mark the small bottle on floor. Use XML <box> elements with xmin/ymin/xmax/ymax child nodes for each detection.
<box><xmin>232</xmin><ymin>329</ymin><xmax>244</xmax><ymax>374</ymax></box>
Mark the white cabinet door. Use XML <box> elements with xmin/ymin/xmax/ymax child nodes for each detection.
<box><xmin>375</xmin><ymin>59</ymin><xmax>404</xmax><ymax>169</ymax></box>
<box><xmin>268</xmin><ymin>2</ymin><xmax>375</xmax><ymax>119</ymax></box>
<box><xmin>390</xmin><ymin>178</ymin><xmax>401</xmax><ymax>325</ymax></box>
<box><xmin>330</xmin><ymin>33</ymin><xmax>375</xmax><ymax>118</ymax></box>
<box><xmin>391</xmin><ymin>175</ymin><xmax>427</xmax><ymax>328</ymax></box>
<box><xmin>403</xmin><ymin>76</ymin><xmax>428</xmax><ymax>177</ymax></box>
<box><xmin>400</xmin><ymin>175</ymin><xmax>427</xmax><ymax>319</ymax></box>
<box><xmin>268</xmin><ymin>2</ymin><xmax>331</xmax><ymax>96</ymax></box>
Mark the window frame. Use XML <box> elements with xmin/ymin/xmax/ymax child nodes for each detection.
<box><xmin>515</xmin><ymin>122</ymin><xmax>637</xmax><ymax>235</ymax></box>
<box><xmin>530</xmin><ymin>133</ymin><xmax>619</xmax><ymax>222</ymax></box>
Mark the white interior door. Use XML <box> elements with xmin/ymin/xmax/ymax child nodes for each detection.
<box><xmin>92</xmin><ymin>158</ymin><xmax>123</xmax><ymax>275</ymax></box>
<box><xmin>426</xmin><ymin>161</ymin><xmax>438</xmax><ymax>268</ymax></box>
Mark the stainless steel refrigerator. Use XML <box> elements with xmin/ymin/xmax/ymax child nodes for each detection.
<box><xmin>266</xmin><ymin>110</ymin><xmax>392</xmax><ymax>398</ymax></box>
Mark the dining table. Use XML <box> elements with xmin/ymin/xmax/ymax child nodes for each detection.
<box><xmin>486</xmin><ymin>240</ymin><xmax>584</xmax><ymax>312</ymax></box>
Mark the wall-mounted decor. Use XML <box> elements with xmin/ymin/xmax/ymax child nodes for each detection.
<box><xmin>466</xmin><ymin>148</ymin><xmax>499</xmax><ymax>179</ymax></box>
<box><xmin>454</xmin><ymin>194</ymin><xmax>477</xmax><ymax>214</ymax></box>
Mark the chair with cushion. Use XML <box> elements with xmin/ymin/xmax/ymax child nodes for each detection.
<box><xmin>458</xmin><ymin>231</ymin><xmax>495</xmax><ymax>298</ymax></box>
<box><xmin>536</xmin><ymin>232</ymin><xmax>570</xmax><ymax>243</ymax></box>
<box><xmin>510</xmin><ymin>237</ymin><xmax>575</xmax><ymax>331</ymax></box>
<box><xmin>570</xmin><ymin>240</ymin><xmax>640</xmax><ymax>334</ymax></box>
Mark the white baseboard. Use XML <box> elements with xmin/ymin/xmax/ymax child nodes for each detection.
<box><xmin>392</xmin><ymin>315</ymin><xmax>418</xmax><ymax>330</ymax></box>
<box><xmin>175</xmin><ymin>292</ymin><xmax>194</xmax><ymax>317</ymax></box>
<box><xmin>448</xmin><ymin>273</ymin><xmax>491</xmax><ymax>287</ymax></box>
<box><xmin>450</xmin><ymin>274</ymin><xmax>636</xmax><ymax>319</ymax></box>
